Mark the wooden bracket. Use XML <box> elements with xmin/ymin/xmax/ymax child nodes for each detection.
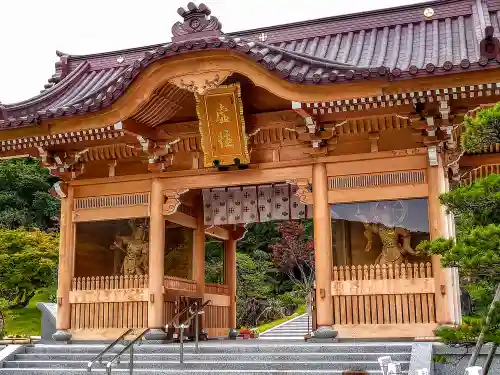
<box><xmin>163</xmin><ymin>188</ymin><xmax>189</xmax><ymax>215</ymax></box>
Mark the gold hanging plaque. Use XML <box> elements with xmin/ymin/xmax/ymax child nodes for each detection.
<box><xmin>195</xmin><ymin>83</ymin><xmax>250</xmax><ymax>167</ymax></box>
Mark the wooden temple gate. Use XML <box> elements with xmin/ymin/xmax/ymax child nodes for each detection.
<box><xmin>5</xmin><ymin>0</ymin><xmax>500</xmax><ymax>340</ymax></box>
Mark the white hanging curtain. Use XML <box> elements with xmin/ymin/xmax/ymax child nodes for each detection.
<box><xmin>211</xmin><ymin>188</ymin><xmax>228</xmax><ymax>226</ymax></box>
<box><xmin>203</xmin><ymin>184</ymin><xmax>308</xmax><ymax>225</ymax></box>
<box><xmin>227</xmin><ymin>187</ymin><xmax>243</xmax><ymax>224</ymax></box>
<box><xmin>241</xmin><ymin>186</ymin><xmax>258</xmax><ymax>223</ymax></box>
<box><xmin>272</xmin><ymin>183</ymin><xmax>290</xmax><ymax>221</ymax></box>
<box><xmin>257</xmin><ymin>185</ymin><xmax>273</xmax><ymax>222</ymax></box>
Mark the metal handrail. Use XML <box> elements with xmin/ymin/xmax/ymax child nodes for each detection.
<box><xmin>105</xmin><ymin>328</ymin><xmax>149</xmax><ymax>375</ymax></box>
<box><xmin>175</xmin><ymin>300</ymin><xmax>211</xmax><ymax>363</ymax></box>
<box><xmin>105</xmin><ymin>300</ymin><xmax>211</xmax><ymax>373</ymax></box>
<box><xmin>87</xmin><ymin>328</ymin><xmax>133</xmax><ymax>372</ymax></box>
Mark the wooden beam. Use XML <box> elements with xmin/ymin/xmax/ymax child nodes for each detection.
<box><xmin>328</xmin><ymin>184</ymin><xmax>428</xmax><ymax>204</ymax></box>
<box><xmin>326</xmin><ymin>153</ymin><xmax>428</xmax><ymax>177</ymax></box>
<box><xmin>73</xmin><ymin>206</ymin><xmax>149</xmax><ymax>222</ymax></box>
<box><xmin>69</xmin><ymin>288</ymin><xmax>147</xmax><ymax>303</ymax></box>
<box><xmin>114</xmin><ymin>119</ymin><xmax>164</xmax><ymax>141</ymax></box>
<box><xmin>336</xmin><ymin>323</ymin><xmax>437</xmax><ymax>339</ymax></box>
<box><xmin>331</xmin><ymin>278</ymin><xmax>435</xmax><ymax>296</ymax></box>
<box><xmin>204</xmin><ymin>293</ymin><xmax>230</xmax><ymax>307</ymax></box>
<box><xmin>205</xmin><ymin>226</ymin><xmax>230</xmax><ymax>240</ymax></box>
<box><xmin>460</xmin><ymin>153</ymin><xmax>500</xmax><ymax>167</ymax></box>
<box><xmin>160</xmin><ymin>165</ymin><xmax>313</xmax><ymax>190</ymax></box>
<box><xmin>166</xmin><ymin>212</ymin><xmax>197</xmax><ymax>229</ymax></box>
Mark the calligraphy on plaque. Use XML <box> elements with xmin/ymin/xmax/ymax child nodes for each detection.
<box><xmin>195</xmin><ymin>83</ymin><xmax>250</xmax><ymax>167</ymax></box>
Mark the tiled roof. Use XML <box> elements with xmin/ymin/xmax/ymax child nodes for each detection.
<box><xmin>1</xmin><ymin>0</ymin><xmax>499</xmax><ymax>129</ymax></box>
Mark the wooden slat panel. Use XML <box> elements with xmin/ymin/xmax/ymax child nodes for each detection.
<box><xmin>70</xmin><ymin>301</ymin><xmax>148</xmax><ymax>330</ymax></box>
<box><xmin>69</xmin><ymin>288</ymin><xmax>148</xmax><ymax>303</ymax></box>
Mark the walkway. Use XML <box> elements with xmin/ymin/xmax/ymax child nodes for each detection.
<box><xmin>259</xmin><ymin>313</ymin><xmax>311</xmax><ymax>340</ymax></box>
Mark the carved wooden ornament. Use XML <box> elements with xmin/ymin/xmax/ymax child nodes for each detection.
<box><xmin>286</xmin><ymin>179</ymin><xmax>312</xmax><ymax>205</ymax></box>
<box><xmin>195</xmin><ymin>83</ymin><xmax>250</xmax><ymax>167</ymax></box>
<box><xmin>163</xmin><ymin>188</ymin><xmax>189</xmax><ymax>215</ymax></box>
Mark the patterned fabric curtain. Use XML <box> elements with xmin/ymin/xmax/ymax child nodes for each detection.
<box><xmin>203</xmin><ymin>184</ymin><xmax>308</xmax><ymax>225</ymax></box>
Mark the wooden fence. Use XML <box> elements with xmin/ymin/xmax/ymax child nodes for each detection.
<box><xmin>461</xmin><ymin>164</ymin><xmax>500</xmax><ymax>185</ymax></box>
<box><xmin>204</xmin><ymin>305</ymin><xmax>230</xmax><ymax>337</ymax></box>
<box><xmin>205</xmin><ymin>283</ymin><xmax>229</xmax><ymax>295</ymax></box>
<box><xmin>70</xmin><ymin>301</ymin><xmax>148</xmax><ymax>330</ymax></box>
<box><xmin>164</xmin><ymin>276</ymin><xmax>197</xmax><ymax>292</ymax></box>
<box><xmin>68</xmin><ymin>274</ymin><xmax>230</xmax><ymax>338</ymax></box>
<box><xmin>330</xmin><ymin>263</ymin><xmax>436</xmax><ymax>335</ymax></box>
<box><xmin>72</xmin><ymin>275</ymin><xmax>148</xmax><ymax>290</ymax></box>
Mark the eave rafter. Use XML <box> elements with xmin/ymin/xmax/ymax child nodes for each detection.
<box><xmin>0</xmin><ymin>126</ymin><xmax>124</xmax><ymax>153</ymax></box>
<box><xmin>114</xmin><ymin>119</ymin><xmax>182</xmax><ymax>172</ymax></box>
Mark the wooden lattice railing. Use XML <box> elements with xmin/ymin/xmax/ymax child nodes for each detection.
<box><xmin>205</xmin><ymin>283</ymin><xmax>229</xmax><ymax>295</ymax></box>
<box><xmin>331</xmin><ymin>263</ymin><xmax>436</xmax><ymax>326</ymax></box>
<box><xmin>72</xmin><ymin>275</ymin><xmax>148</xmax><ymax>290</ymax></box>
<box><xmin>333</xmin><ymin>263</ymin><xmax>433</xmax><ymax>281</ymax></box>
<box><xmin>164</xmin><ymin>276</ymin><xmax>197</xmax><ymax>292</ymax></box>
<box><xmin>461</xmin><ymin>164</ymin><xmax>500</xmax><ymax>185</ymax></box>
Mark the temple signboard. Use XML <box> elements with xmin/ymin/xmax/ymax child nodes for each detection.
<box><xmin>196</xmin><ymin>83</ymin><xmax>250</xmax><ymax>167</ymax></box>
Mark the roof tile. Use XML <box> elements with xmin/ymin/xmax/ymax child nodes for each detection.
<box><xmin>2</xmin><ymin>0</ymin><xmax>500</xmax><ymax>128</ymax></box>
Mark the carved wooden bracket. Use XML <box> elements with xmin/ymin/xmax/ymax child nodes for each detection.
<box><xmin>170</xmin><ymin>71</ymin><xmax>231</xmax><ymax>95</ymax></box>
<box><xmin>444</xmin><ymin>148</ymin><xmax>464</xmax><ymax>182</ymax></box>
<box><xmin>37</xmin><ymin>147</ymin><xmax>87</xmax><ymax>181</ymax></box>
<box><xmin>132</xmin><ymin>137</ymin><xmax>179</xmax><ymax>173</ymax></box>
<box><xmin>286</xmin><ymin>179</ymin><xmax>312</xmax><ymax>205</ymax></box>
<box><xmin>51</xmin><ymin>181</ymin><xmax>68</xmax><ymax>199</ymax></box>
<box><xmin>163</xmin><ymin>188</ymin><xmax>189</xmax><ymax>215</ymax></box>
<box><xmin>427</xmin><ymin>145</ymin><xmax>439</xmax><ymax>167</ymax></box>
<box><xmin>369</xmin><ymin>132</ymin><xmax>380</xmax><ymax>152</ymax></box>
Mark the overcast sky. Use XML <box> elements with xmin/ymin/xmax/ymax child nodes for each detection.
<box><xmin>0</xmin><ymin>0</ymin><xmax>428</xmax><ymax>103</ymax></box>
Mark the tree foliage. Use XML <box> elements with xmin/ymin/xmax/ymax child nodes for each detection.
<box><xmin>417</xmin><ymin>172</ymin><xmax>500</xmax><ymax>347</ymax></box>
<box><xmin>236</xmin><ymin>250</ymin><xmax>278</xmax><ymax>327</ymax></box>
<box><xmin>0</xmin><ymin>158</ymin><xmax>59</xmax><ymax>231</ymax></box>
<box><xmin>271</xmin><ymin>221</ymin><xmax>315</xmax><ymax>296</ymax></box>
<box><xmin>204</xmin><ymin>222</ymin><xmax>308</xmax><ymax>328</ymax></box>
<box><xmin>0</xmin><ymin>228</ymin><xmax>59</xmax><ymax>308</ymax></box>
<box><xmin>462</xmin><ymin>103</ymin><xmax>500</xmax><ymax>152</ymax></box>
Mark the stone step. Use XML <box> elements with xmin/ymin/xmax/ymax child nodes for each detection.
<box><xmin>0</xmin><ymin>369</ymin><xmax>408</xmax><ymax>375</ymax></box>
<box><xmin>3</xmin><ymin>360</ymin><xmax>410</xmax><ymax>371</ymax></box>
<box><xmin>14</xmin><ymin>352</ymin><xmax>411</xmax><ymax>362</ymax></box>
<box><xmin>24</xmin><ymin>343</ymin><xmax>413</xmax><ymax>354</ymax></box>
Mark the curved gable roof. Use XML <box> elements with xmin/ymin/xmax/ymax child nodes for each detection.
<box><xmin>0</xmin><ymin>0</ymin><xmax>499</xmax><ymax>129</ymax></box>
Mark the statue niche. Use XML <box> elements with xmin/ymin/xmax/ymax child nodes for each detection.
<box><xmin>111</xmin><ymin>219</ymin><xmax>149</xmax><ymax>275</ymax></box>
<box><xmin>363</xmin><ymin>223</ymin><xmax>416</xmax><ymax>266</ymax></box>
<box><xmin>362</xmin><ymin>201</ymin><xmax>417</xmax><ymax>266</ymax></box>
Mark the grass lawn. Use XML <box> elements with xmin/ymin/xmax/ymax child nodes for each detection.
<box><xmin>256</xmin><ymin>305</ymin><xmax>306</xmax><ymax>333</ymax></box>
<box><xmin>4</xmin><ymin>290</ymin><xmax>51</xmax><ymax>337</ymax></box>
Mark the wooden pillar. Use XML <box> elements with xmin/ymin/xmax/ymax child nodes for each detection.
<box><xmin>225</xmin><ymin>233</ymin><xmax>237</xmax><ymax>329</ymax></box>
<box><xmin>146</xmin><ymin>179</ymin><xmax>167</xmax><ymax>339</ymax></box>
<box><xmin>427</xmin><ymin>155</ymin><xmax>461</xmax><ymax>324</ymax></box>
<box><xmin>193</xmin><ymin>204</ymin><xmax>205</xmax><ymax>295</ymax></box>
<box><xmin>53</xmin><ymin>185</ymin><xmax>75</xmax><ymax>341</ymax></box>
<box><xmin>312</xmin><ymin>163</ymin><xmax>336</xmax><ymax>337</ymax></box>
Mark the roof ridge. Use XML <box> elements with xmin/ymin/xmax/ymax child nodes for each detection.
<box><xmin>227</xmin><ymin>0</ymin><xmax>471</xmax><ymax>37</ymax></box>
<box><xmin>59</xmin><ymin>43</ymin><xmax>167</xmax><ymax>62</ymax></box>
<box><xmin>2</xmin><ymin>62</ymin><xmax>90</xmax><ymax>110</ymax></box>
<box><xmin>51</xmin><ymin>0</ymin><xmax>470</xmax><ymax>61</ymax></box>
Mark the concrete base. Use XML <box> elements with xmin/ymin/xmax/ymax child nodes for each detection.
<box><xmin>144</xmin><ymin>328</ymin><xmax>168</xmax><ymax>341</ymax></box>
<box><xmin>52</xmin><ymin>330</ymin><xmax>72</xmax><ymax>342</ymax></box>
<box><xmin>310</xmin><ymin>326</ymin><xmax>338</xmax><ymax>342</ymax></box>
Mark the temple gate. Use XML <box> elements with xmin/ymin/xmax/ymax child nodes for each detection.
<box><xmin>2</xmin><ymin>0</ymin><xmax>500</xmax><ymax>340</ymax></box>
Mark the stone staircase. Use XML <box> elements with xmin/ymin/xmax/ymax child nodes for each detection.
<box><xmin>259</xmin><ymin>313</ymin><xmax>311</xmax><ymax>340</ymax></box>
<box><xmin>0</xmin><ymin>341</ymin><xmax>412</xmax><ymax>374</ymax></box>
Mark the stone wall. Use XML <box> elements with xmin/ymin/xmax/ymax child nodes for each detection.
<box><xmin>433</xmin><ymin>344</ymin><xmax>500</xmax><ymax>375</ymax></box>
